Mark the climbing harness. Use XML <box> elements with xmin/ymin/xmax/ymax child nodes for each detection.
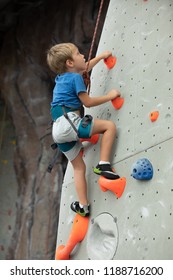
<box><xmin>46</xmin><ymin>106</ymin><xmax>93</xmax><ymax>172</ymax></box>
<box><xmin>47</xmin><ymin>149</ymin><xmax>60</xmax><ymax>173</ymax></box>
<box><xmin>78</xmin><ymin>115</ymin><xmax>93</xmax><ymax>138</ymax></box>
<box><xmin>61</xmin><ymin>106</ymin><xmax>78</xmax><ymax>135</ymax></box>
<box><xmin>61</xmin><ymin>105</ymin><xmax>93</xmax><ymax>139</ymax></box>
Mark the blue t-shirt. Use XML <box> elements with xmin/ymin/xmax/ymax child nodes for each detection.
<box><xmin>51</xmin><ymin>72</ymin><xmax>87</xmax><ymax>109</ymax></box>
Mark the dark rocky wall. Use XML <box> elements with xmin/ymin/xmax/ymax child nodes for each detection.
<box><xmin>0</xmin><ymin>0</ymin><xmax>109</xmax><ymax>259</ymax></box>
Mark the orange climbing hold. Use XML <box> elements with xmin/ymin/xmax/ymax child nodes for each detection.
<box><xmin>79</xmin><ymin>147</ymin><xmax>84</xmax><ymax>157</ymax></box>
<box><xmin>55</xmin><ymin>214</ymin><xmax>89</xmax><ymax>260</ymax></box>
<box><xmin>80</xmin><ymin>134</ymin><xmax>99</xmax><ymax>144</ymax></box>
<box><xmin>111</xmin><ymin>97</ymin><xmax>124</xmax><ymax>110</ymax></box>
<box><xmin>150</xmin><ymin>111</ymin><xmax>159</xmax><ymax>122</ymax></box>
<box><xmin>98</xmin><ymin>176</ymin><xmax>126</xmax><ymax>198</ymax></box>
<box><xmin>104</xmin><ymin>55</ymin><xmax>117</xmax><ymax>69</ymax></box>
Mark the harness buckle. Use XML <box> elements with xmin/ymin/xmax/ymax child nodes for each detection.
<box><xmin>78</xmin><ymin>114</ymin><xmax>93</xmax><ymax>138</ymax></box>
<box><xmin>81</xmin><ymin>115</ymin><xmax>93</xmax><ymax>128</ymax></box>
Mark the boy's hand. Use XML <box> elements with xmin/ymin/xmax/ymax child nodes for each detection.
<box><xmin>100</xmin><ymin>51</ymin><xmax>112</xmax><ymax>59</ymax></box>
<box><xmin>107</xmin><ymin>89</ymin><xmax>121</xmax><ymax>100</ymax></box>
<box><xmin>87</xmin><ymin>51</ymin><xmax>113</xmax><ymax>72</ymax></box>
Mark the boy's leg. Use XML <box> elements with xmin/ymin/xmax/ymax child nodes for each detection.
<box><xmin>91</xmin><ymin>119</ymin><xmax>120</xmax><ymax>179</ymax></box>
<box><xmin>58</xmin><ymin>140</ymin><xmax>89</xmax><ymax>216</ymax></box>
<box><xmin>70</xmin><ymin>152</ymin><xmax>89</xmax><ymax>216</ymax></box>
<box><xmin>91</xmin><ymin>119</ymin><xmax>116</xmax><ymax>161</ymax></box>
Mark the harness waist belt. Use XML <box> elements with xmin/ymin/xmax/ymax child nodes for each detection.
<box><xmin>51</xmin><ymin>104</ymin><xmax>80</xmax><ymax>121</ymax></box>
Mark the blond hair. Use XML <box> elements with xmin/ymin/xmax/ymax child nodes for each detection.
<box><xmin>46</xmin><ymin>43</ymin><xmax>76</xmax><ymax>74</ymax></box>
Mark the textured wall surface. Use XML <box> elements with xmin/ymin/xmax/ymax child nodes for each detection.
<box><xmin>57</xmin><ymin>0</ymin><xmax>173</xmax><ymax>260</ymax></box>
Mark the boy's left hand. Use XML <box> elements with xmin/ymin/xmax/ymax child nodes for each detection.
<box><xmin>100</xmin><ymin>51</ymin><xmax>112</xmax><ymax>59</ymax></box>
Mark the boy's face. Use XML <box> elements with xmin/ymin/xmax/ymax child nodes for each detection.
<box><xmin>70</xmin><ymin>47</ymin><xmax>86</xmax><ymax>73</ymax></box>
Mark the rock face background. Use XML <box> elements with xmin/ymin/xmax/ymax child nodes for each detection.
<box><xmin>0</xmin><ymin>0</ymin><xmax>109</xmax><ymax>259</ymax></box>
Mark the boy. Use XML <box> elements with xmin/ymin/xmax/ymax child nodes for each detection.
<box><xmin>47</xmin><ymin>43</ymin><xmax>121</xmax><ymax>217</ymax></box>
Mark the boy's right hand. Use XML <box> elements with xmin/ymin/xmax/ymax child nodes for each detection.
<box><xmin>107</xmin><ymin>89</ymin><xmax>121</xmax><ymax>100</ymax></box>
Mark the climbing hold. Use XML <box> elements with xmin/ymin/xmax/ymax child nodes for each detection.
<box><xmin>111</xmin><ymin>97</ymin><xmax>124</xmax><ymax>110</ymax></box>
<box><xmin>80</xmin><ymin>134</ymin><xmax>99</xmax><ymax>144</ymax></box>
<box><xmin>79</xmin><ymin>147</ymin><xmax>84</xmax><ymax>157</ymax></box>
<box><xmin>104</xmin><ymin>55</ymin><xmax>117</xmax><ymax>69</ymax></box>
<box><xmin>79</xmin><ymin>135</ymin><xmax>99</xmax><ymax>157</ymax></box>
<box><xmin>150</xmin><ymin>111</ymin><xmax>159</xmax><ymax>122</ymax></box>
<box><xmin>55</xmin><ymin>214</ymin><xmax>89</xmax><ymax>260</ymax></box>
<box><xmin>131</xmin><ymin>158</ymin><xmax>153</xmax><ymax>180</ymax></box>
<box><xmin>98</xmin><ymin>176</ymin><xmax>126</xmax><ymax>198</ymax></box>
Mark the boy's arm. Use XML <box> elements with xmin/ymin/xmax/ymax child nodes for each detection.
<box><xmin>78</xmin><ymin>89</ymin><xmax>120</xmax><ymax>108</ymax></box>
<box><xmin>86</xmin><ymin>51</ymin><xmax>112</xmax><ymax>72</ymax></box>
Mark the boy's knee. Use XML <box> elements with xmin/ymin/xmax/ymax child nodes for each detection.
<box><xmin>108</xmin><ymin>120</ymin><xmax>116</xmax><ymax>134</ymax></box>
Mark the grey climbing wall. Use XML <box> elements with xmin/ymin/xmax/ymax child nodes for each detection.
<box><xmin>56</xmin><ymin>0</ymin><xmax>173</xmax><ymax>260</ymax></box>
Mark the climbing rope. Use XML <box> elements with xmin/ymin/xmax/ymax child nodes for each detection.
<box><xmin>87</xmin><ymin>0</ymin><xmax>105</xmax><ymax>68</ymax></box>
<box><xmin>83</xmin><ymin>0</ymin><xmax>105</xmax><ymax>93</ymax></box>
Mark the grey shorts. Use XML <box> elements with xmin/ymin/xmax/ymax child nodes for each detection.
<box><xmin>52</xmin><ymin>112</ymin><xmax>94</xmax><ymax>161</ymax></box>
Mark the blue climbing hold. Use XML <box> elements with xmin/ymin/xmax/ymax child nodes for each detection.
<box><xmin>131</xmin><ymin>158</ymin><xmax>153</xmax><ymax>180</ymax></box>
